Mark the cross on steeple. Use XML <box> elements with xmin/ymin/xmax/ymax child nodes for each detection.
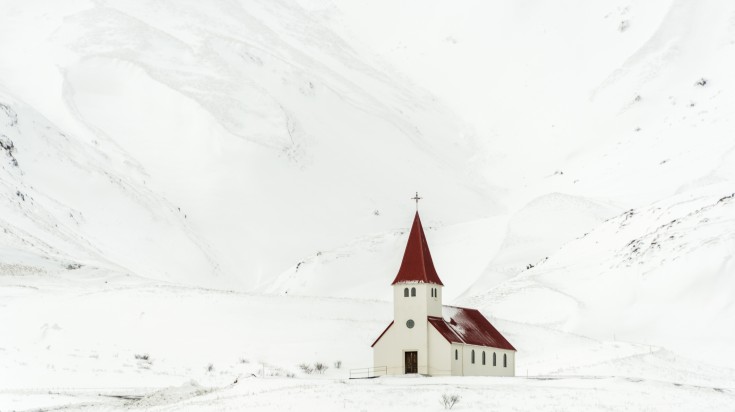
<box><xmin>411</xmin><ymin>192</ymin><xmax>422</xmax><ymax>211</ymax></box>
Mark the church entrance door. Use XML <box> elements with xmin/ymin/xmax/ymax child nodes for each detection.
<box><xmin>404</xmin><ymin>351</ymin><xmax>418</xmax><ymax>374</ymax></box>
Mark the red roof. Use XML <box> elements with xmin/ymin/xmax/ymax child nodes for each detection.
<box><xmin>428</xmin><ymin>306</ymin><xmax>516</xmax><ymax>350</ymax></box>
<box><xmin>391</xmin><ymin>212</ymin><xmax>444</xmax><ymax>286</ymax></box>
<box><xmin>371</xmin><ymin>306</ymin><xmax>515</xmax><ymax>350</ymax></box>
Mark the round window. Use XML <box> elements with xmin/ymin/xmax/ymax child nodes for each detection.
<box><xmin>406</xmin><ymin>319</ymin><xmax>415</xmax><ymax>329</ymax></box>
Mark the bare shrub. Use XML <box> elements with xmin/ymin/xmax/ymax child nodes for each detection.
<box><xmin>441</xmin><ymin>393</ymin><xmax>460</xmax><ymax>409</ymax></box>
<box><xmin>333</xmin><ymin>360</ymin><xmax>342</xmax><ymax>369</ymax></box>
<box><xmin>299</xmin><ymin>363</ymin><xmax>314</xmax><ymax>374</ymax></box>
<box><xmin>207</xmin><ymin>363</ymin><xmax>214</xmax><ymax>372</ymax></box>
<box><xmin>313</xmin><ymin>362</ymin><xmax>328</xmax><ymax>374</ymax></box>
<box><xmin>134</xmin><ymin>353</ymin><xmax>152</xmax><ymax>370</ymax></box>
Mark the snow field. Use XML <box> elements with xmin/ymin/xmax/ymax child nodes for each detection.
<box><xmin>2</xmin><ymin>262</ymin><xmax>734</xmax><ymax>410</ymax></box>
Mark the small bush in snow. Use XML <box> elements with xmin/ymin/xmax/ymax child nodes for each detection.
<box><xmin>333</xmin><ymin>360</ymin><xmax>342</xmax><ymax>369</ymax></box>
<box><xmin>299</xmin><ymin>363</ymin><xmax>314</xmax><ymax>374</ymax></box>
<box><xmin>207</xmin><ymin>363</ymin><xmax>214</xmax><ymax>372</ymax></box>
<box><xmin>313</xmin><ymin>362</ymin><xmax>328</xmax><ymax>374</ymax></box>
<box><xmin>267</xmin><ymin>366</ymin><xmax>295</xmax><ymax>378</ymax></box>
<box><xmin>134</xmin><ymin>353</ymin><xmax>150</xmax><ymax>361</ymax></box>
<box><xmin>441</xmin><ymin>393</ymin><xmax>460</xmax><ymax>410</ymax></box>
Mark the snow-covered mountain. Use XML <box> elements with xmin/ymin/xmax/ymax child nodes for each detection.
<box><xmin>2</xmin><ymin>0</ymin><xmax>735</xmax><ymax>410</ymax></box>
<box><xmin>0</xmin><ymin>0</ymin><xmax>498</xmax><ymax>288</ymax></box>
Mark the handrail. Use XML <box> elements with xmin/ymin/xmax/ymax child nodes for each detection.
<box><xmin>349</xmin><ymin>366</ymin><xmax>387</xmax><ymax>379</ymax></box>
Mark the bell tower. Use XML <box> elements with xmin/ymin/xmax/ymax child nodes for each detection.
<box><xmin>371</xmin><ymin>194</ymin><xmax>447</xmax><ymax>375</ymax></box>
<box><xmin>388</xmin><ymin>205</ymin><xmax>444</xmax><ymax>374</ymax></box>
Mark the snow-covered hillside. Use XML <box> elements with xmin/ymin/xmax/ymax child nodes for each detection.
<box><xmin>2</xmin><ymin>0</ymin><xmax>735</xmax><ymax>410</ymax></box>
<box><xmin>1</xmin><ymin>91</ymin><xmax>224</xmax><ymax>286</ymax></box>
<box><xmin>472</xmin><ymin>187</ymin><xmax>735</xmax><ymax>367</ymax></box>
<box><xmin>0</xmin><ymin>0</ymin><xmax>498</xmax><ymax>287</ymax></box>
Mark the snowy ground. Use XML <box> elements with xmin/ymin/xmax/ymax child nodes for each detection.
<box><xmin>4</xmin><ymin>375</ymin><xmax>735</xmax><ymax>411</ymax></box>
<box><xmin>2</xmin><ymin>262</ymin><xmax>734</xmax><ymax>411</ymax></box>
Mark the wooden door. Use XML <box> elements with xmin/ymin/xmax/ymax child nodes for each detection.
<box><xmin>404</xmin><ymin>351</ymin><xmax>418</xmax><ymax>374</ymax></box>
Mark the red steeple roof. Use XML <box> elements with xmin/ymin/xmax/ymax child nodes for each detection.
<box><xmin>391</xmin><ymin>212</ymin><xmax>444</xmax><ymax>286</ymax></box>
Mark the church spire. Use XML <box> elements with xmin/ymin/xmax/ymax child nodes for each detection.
<box><xmin>391</xmin><ymin>211</ymin><xmax>444</xmax><ymax>286</ymax></box>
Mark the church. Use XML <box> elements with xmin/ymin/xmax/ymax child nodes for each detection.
<box><xmin>371</xmin><ymin>210</ymin><xmax>516</xmax><ymax>376</ymax></box>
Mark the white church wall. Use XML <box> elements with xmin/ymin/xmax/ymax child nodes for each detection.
<box><xmin>377</xmin><ymin>330</ymin><xmax>517</xmax><ymax>377</ymax></box>
<box><xmin>460</xmin><ymin>344</ymin><xmax>516</xmax><ymax>377</ymax></box>
<box><xmin>427</xmin><ymin>325</ymin><xmax>451</xmax><ymax>376</ymax></box>
<box><xmin>394</xmin><ymin>283</ymin><xmax>439</xmax><ymax>321</ymax></box>
<box><xmin>389</xmin><ymin>283</ymin><xmax>436</xmax><ymax>374</ymax></box>
<box><xmin>373</xmin><ymin>318</ymin><xmax>430</xmax><ymax>375</ymax></box>
<box><xmin>373</xmin><ymin>323</ymin><xmax>401</xmax><ymax>375</ymax></box>
<box><xmin>451</xmin><ymin>343</ymin><xmax>463</xmax><ymax>375</ymax></box>
<box><xmin>424</xmin><ymin>284</ymin><xmax>443</xmax><ymax>317</ymax></box>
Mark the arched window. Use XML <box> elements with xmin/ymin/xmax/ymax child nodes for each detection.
<box><xmin>482</xmin><ymin>351</ymin><xmax>486</xmax><ymax>365</ymax></box>
<box><xmin>493</xmin><ymin>352</ymin><xmax>496</xmax><ymax>366</ymax></box>
<box><xmin>503</xmin><ymin>353</ymin><xmax>507</xmax><ymax>368</ymax></box>
<box><xmin>404</xmin><ymin>288</ymin><xmax>409</xmax><ymax>297</ymax></box>
<box><xmin>411</xmin><ymin>287</ymin><xmax>416</xmax><ymax>297</ymax></box>
<box><xmin>455</xmin><ymin>349</ymin><xmax>458</xmax><ymax>360</ymax></box>
<box><xmin>471</xmin><ymin>350</ymin><xmax>475</xmax><ymax>364</ymax></box>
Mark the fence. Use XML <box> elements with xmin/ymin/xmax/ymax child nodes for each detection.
<box><xmin>349</xmin><ymin>366</ymin><xmax>387</xmax><ymax>379</ymax></box>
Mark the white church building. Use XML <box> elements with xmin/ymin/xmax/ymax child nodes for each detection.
<box><xmin>372</xmin><ymin>211</ymin><xmax>516</xmax><ymax>376</ymax></box>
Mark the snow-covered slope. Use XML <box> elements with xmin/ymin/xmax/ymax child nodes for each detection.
<box><xmin>0</xmin><ymin>91</ymin><xmax>222</xmax><ymax>285</ymax></box>
<box><xmin>470</xmin><ymin>186</ymin><xmax>735</xmax><ymax>366</ymax></box>
<box><xmin>3</xmin><ymin>0</ymin><xmax>733</xmax><ymax>291</ymax></box>
<box><xmin>261</xmin><ymin>215</ymin><xmax>508</xmax><ymax>302</ymax></box>
<box><xmin>0</xmin><ymin>0</ymin><xmax>498</xmax><ymax>287</ymax></box>
<box><xmin>2</xmin><ymin>0</ymin><xmax>735</xmax><ymax>410</ymax></box>
<box><xmin>326</xmin><ymin>0</ymin><xmax>735</xmax><ymax>198</ymax></box>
